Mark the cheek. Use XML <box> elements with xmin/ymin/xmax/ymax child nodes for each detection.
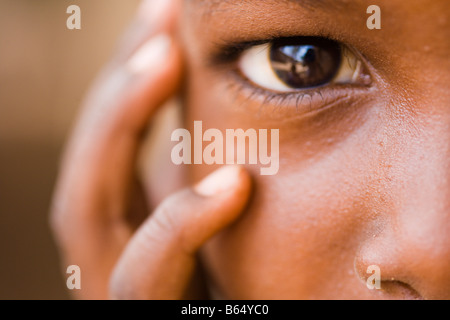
<box><xmin>182</xmin><ymin>77</ymin><xmax>380</xmax><ymax>299</ymax></box>
<box><xmin>182</xmin><ymin>62</ymin><xmax>371</xmax><ymax>299</ymax></box>
<box><xmin>197</xmin><ymin>155</ymin><xmax>386</xmax><ymax>299</ymax></box>
<box><xmin>182</xmin><ymin>54</ymin><xmax>426</xmax><ymax>298</ymax></box>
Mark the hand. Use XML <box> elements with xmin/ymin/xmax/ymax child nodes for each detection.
<box><xmin>50</xmin><ymin>0</ymin><xmax>252</xmax><ymax>300</ymax></box>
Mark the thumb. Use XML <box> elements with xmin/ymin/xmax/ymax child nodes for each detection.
<box><xmin>109</xmin><ymin>165</ymin><xmax>252</xmax><ymax>299</ymax></box>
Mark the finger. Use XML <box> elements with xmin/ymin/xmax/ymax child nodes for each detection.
<box><xmin>110</xmin><ymin>166</ymin><xmax>252</xmax><ymax>300</ymax></box>
<box><xmin>110</xmin><ymin>0</ymin><xmax>178</xmax><ymax>67</ymax></box>
<box><xmin>50</xmin><ymin>0</ymin><xmax>182</xmax><ymax>299</ymax></box>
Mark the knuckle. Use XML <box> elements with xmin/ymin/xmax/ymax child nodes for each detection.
<box><xmin>109</xmin><ymin>268</ymin><xmax>132</xmax><ymax>300</ymax></box>
<box><xmin>109</xmin><ymin>260</ymin><xmax>147</xmax><ymax>300</ymax></box>
<box><xmin>151</xmin><ymin>194</ymin><xmax>183</xmax><ymax>236</ymax></box>
<box><xmin>49</xmin><ymin>198</ymin><xmax>68</xmax><ymax>243</ymax></box>
<box><xmin>145</xmin><ymin>190</ymin><xmax>193</xmax><ymax>252</ymax></box>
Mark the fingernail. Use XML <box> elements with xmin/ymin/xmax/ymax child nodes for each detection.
<box><xmin>126</xmin><ymin>34</ymin><xmax>171</xmax><ymax>73</ymax></box>
<box><xmin>195</xmin><ymin>166</ymin><xmax>242</xmax><ymax>197</ymax></box>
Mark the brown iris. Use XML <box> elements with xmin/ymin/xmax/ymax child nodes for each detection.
<box><xmin>269</xmin><ymin>38</ymin><xmax>342</xmax><ymax>89</ymax></box>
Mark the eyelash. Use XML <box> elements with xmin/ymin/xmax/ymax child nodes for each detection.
<box><xmin>224</xmin><ymin>72</ymin><xmax>367</xmax><ymax>115</ymax></box>
<box><xmin>211</xmin><ymin>37</ymin><xmax>373</xmax><ymax>113</ymax></box>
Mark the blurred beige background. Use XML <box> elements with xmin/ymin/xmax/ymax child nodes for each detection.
<box><xmin>0</xmin><ymin>0</ymin><xmax>140</xmax><ymax>299</ymax></box>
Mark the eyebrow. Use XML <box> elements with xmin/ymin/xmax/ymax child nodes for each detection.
<box><xmin>195</xmin><ymin>0</ymin><xmax>349</xmax><ymax>13</ymax></box>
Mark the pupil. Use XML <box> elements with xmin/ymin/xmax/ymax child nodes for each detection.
<box><xmin>269</xmin><ymin>38</ymin><xmax>341</xmax><ymax>89</ymax></box>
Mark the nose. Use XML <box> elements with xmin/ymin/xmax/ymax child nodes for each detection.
<box><xmin>355</xmin><ymin>221</ymin><xmax>450</xmax><ymax>299</ymax></box>
<box><xmin>356</xmin><ymin>111</ymin><xmax>450</xmax><ymax>299</ymax></box>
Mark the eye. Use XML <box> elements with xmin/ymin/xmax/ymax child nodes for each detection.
<box><xmin>239</xmin><ymin>37</ymin><xmax>370</xmax><ymax>92</ymax></box>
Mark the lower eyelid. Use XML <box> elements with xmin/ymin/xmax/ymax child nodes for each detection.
<box><xmin>223</xmin><ymin>69</ymin><xmax>374</xmax><ymax>120</ymax></box>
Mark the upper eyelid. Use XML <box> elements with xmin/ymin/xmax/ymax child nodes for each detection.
<box><xmin>209</xmin><ymin>36</ymin><xmax>353</xmax><ymax>66</ymax></box>
<box><xmin>209</xmin><ymin>39</ymin><xmax>271</xmax><ymax>66</ymax></box>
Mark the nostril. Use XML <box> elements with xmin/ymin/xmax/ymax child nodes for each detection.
<box><xmin>380</xmin><ymin>281</ymin><xmax>424</xmax><ymax>300</ymax></box>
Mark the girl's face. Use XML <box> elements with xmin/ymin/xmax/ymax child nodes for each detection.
<box><xmin>179</xmin><ymin>0</ymin><xmax>450</xmax><ymax>299</ymax></box>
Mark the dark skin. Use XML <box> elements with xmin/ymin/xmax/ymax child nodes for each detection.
<box><xmin>51</xmin><ymin>0</ymin><xmax>450</xmax><ymax>299</ymax></box>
